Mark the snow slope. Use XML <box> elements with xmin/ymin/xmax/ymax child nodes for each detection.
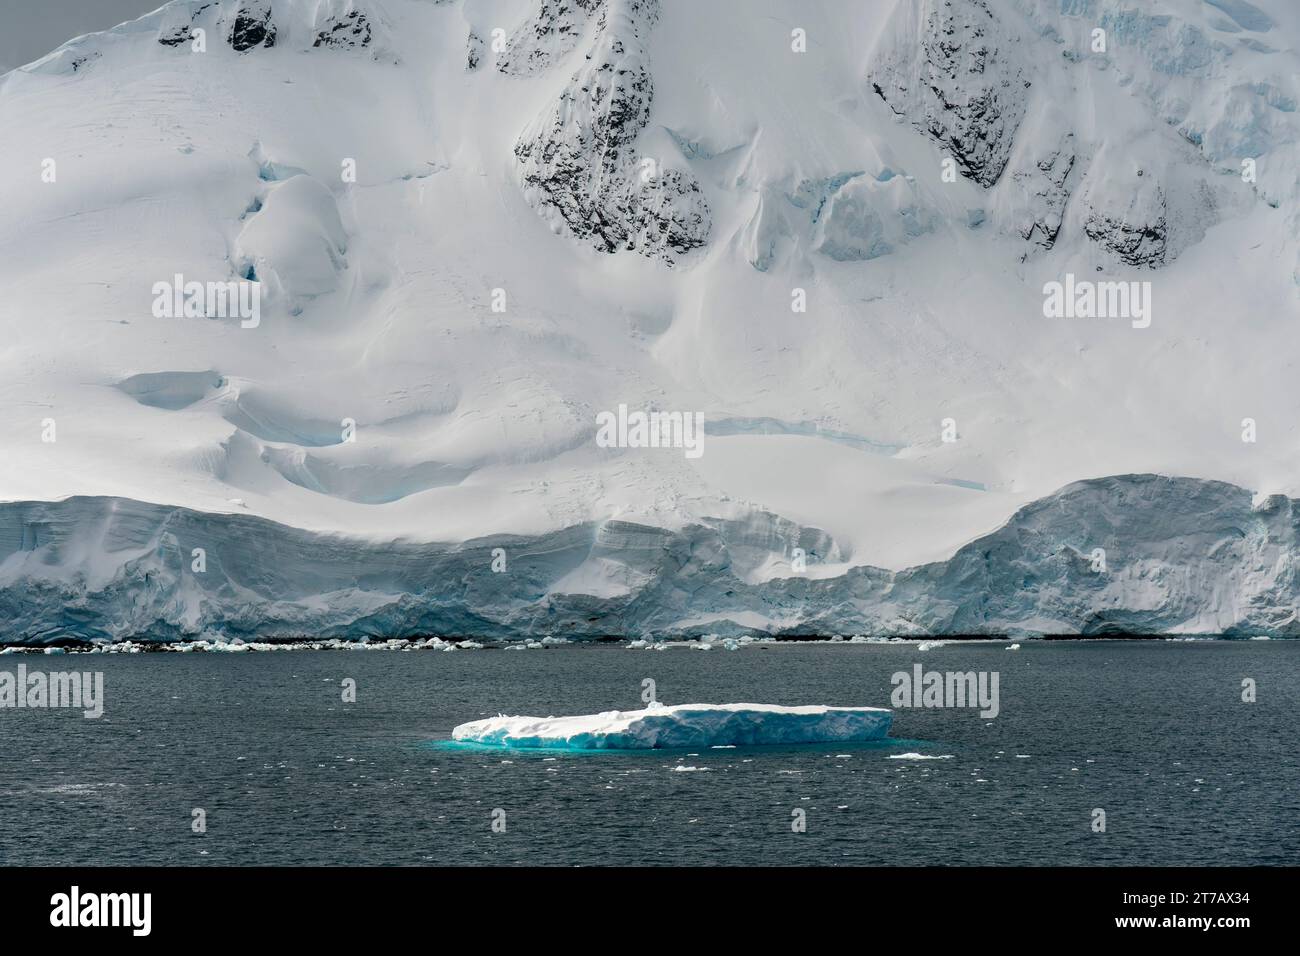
<box><xmin>0</xmin><ymin>0</ymin><xmax>1298</xmax><ymax>639</ymax></box>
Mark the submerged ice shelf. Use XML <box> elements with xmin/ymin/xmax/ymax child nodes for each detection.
<box><xmin>451</xmin><ymin>703</ymin><xmax>894</xmax><ymax>750</ymax></box>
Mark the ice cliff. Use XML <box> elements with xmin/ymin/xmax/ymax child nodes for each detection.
<box><xmin>1</xmin><ymin>475</ymin><xmax>1296</xmax><ymax>642</ymax></box>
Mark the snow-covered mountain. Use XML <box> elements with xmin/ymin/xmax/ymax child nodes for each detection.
<box><xmin>1</xmin><ymin>0</ymin><xmax>1298</xmax><ymax>640</ymax></box>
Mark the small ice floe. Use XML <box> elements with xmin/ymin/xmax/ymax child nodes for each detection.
<box><xmin>1006</xmin><ymin>643</ymin><xmax>1021</xmax><ymax>651</ymax></box>
<box><xmin>671</xmin><ymin>765</ymin><xmax>709</xmax><ymax>772</ymax></box>
<box><xmin>888</xmin><ymin>752</ymin><xmax>953</xmax><ymax>760</ymax></box>
<box><xmin>916</xmin><ymin>640</ymin><xmax>948</xmax><ymax>651</ymax></box>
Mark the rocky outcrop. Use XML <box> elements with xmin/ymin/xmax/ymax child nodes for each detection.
<box><xmin>228</xmin><ymin>0</ymin><xmax>276</xmax><ymax>52</ymax></box>
<box><xmin>513</xmin><ymin>0</ymin><xmax>710</xmax><ymax>264</ymax></box>
<box><xmin>1083</xmin><ymin>208</ymin><xmax>1168</xmax><ymax>266</ymax></box>
<box><xmin>155</xmin><ymin>1</ymin><xmax>392</xmax><ymax>58</ymax></box>
<box><xmin>158</xmin><ymin>1</ymin><xmax>216</xmax><ymax>46</ymax></box>
<box><xmin>870</xmin><ymin>0</ymin><xmax>1028</xmax><ymax>187</ymax></box>
<box><xmin>313</xmin><ymin>9</ymin><xmax>373</xmax><ymax>50</ymax></box>
<box><xmin>496</xmin><ymin>0</ymin><xmax>601</xmax><ymax>76</ymax></box>
<box><xmin>1080</xmin><ymin>168</ymin><xmax>1169</xmax><ymax>266</ymax></box>
<box><xmin>310</xmin><ymin>2</ymin><xmax>396</xmax><ymax>61</ymax></box>
<box><xmin>1010</xmin><ymin>132</ymin><xmax>1077</xmax><ymax>250</ymax></box>
<box><xmin>466</xmin><ymin>30</ymin><xmax>483</xmax><ymax>71</ymax></box>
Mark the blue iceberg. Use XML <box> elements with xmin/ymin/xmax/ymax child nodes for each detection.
<box><xmin>451</xmin><ymin>702</ymin><xmax>893</xmax><ymax>750</ymax></box>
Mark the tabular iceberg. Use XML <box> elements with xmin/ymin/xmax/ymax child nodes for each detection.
<box><xmin>451</xmin><ymin>703</ymin><xmax>893</xmax><ymax>750</ymax></box>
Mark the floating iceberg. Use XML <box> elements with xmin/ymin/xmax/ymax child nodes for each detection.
<box><xmin>451</xmin><ymin>703</ymin><xmax>893</xmax><ymax>750</ymax></box>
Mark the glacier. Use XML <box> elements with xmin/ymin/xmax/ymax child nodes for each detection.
<box><xmin>451</xmin><ymin>702</ymin><xmax>894</xmax><ymax>749</ymax></box>
<box><xmin>1</xmin><ymin>474</ymin><xmax>1297</xmax><ymax>642</ymax></box>
<box><xmin>1</xmin><ymin>0</ymin><xmax>1299</xmax><ymax>642</ymax></box>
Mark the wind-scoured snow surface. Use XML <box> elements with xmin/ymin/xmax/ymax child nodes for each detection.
<box><xmin>0</xmin><ymin>0</ymin><xmax>1298</xmax><ymax>641</ymax></box>
<box><xmin>452</xmin><ymin>703</ymin><xmax>893</xmax><ymax>749</ymax></box>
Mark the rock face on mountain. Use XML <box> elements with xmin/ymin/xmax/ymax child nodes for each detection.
<box><xmin>313</xmin><ymin>9</ymin><xmax>372</xmax><ymax>51</ymax></box>
<box><xmin>1082</xmin><ymin>182</ymin><xmax>1170</xmax><ymax>267</ymax></box>
<box><xmin>1009</xmin><ymin>131</ymin><xmax>1078</xmax><ymax>251</ymax></box>
<box><xmin>228</xmin><ymin>0</ymin><xmax>276</xmax><ymax>52</ymax></box>
<box><xmin>496</xmin><ymin>0</ymin><xmax>601</xmax><ymax>76</ymax></box>
<box><xmin>513</xmin><ymin>0</ymin><xmax>710</xmax><ymax>263</ymax></box>
<box><xmin>870</xmin><ymin>0</ymin><xmax>1028</xmax><ymax>188</ymax></box>
<box><xmin>158</xmin><ymin>1</ymin><xmax>215</xmax><ymax>46</ymax></box>
<box><xmin>155</xmin><ymin>0</ymin><xmax>393</xmax><ymax>58</ymax></box>
<box><xmin>1</xmin><ymin>476</ymin><xmax>1294</xmax><ymax>642</ymax></box>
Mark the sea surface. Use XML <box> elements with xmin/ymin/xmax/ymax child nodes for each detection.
<box><xmin>1</xmin><ymin>640</ymin><xmax>1296</xmax><ymax>866</ymax></box>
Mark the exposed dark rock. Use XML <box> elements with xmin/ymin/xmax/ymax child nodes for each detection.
<box><xmin>228</xmin><ymin>1</ymin><xmax>276</xmax><ymax>53</ymax></box>
<box><xmin>467</xmin><ymin>30</ymin><xmax>483</xmax><ymax>70</ymax></box>
<box><xmin>1013</xmin><ymin>133</ymin><xmax>1077</xmax><ymax>249</ymax></box>
<box><xmin>1084</xmin><ymin>206</ymin><xmax>1168</xmax><ymax>266</ymax></box>
<box><xmin>158</xmin><ymin>2</ymin><xmax>214</xmax><ymax>47</ymax></box>
<box><xmin>869</xmin><ymin>0</ymin><xmax>1028</xmax><ymax>187</ymax></box>
<box><xmin>313</xmin><ymin>10</ymin><xmax>372</xmax><ymax>50</ymax></box>
<box><xmin>497</xmin><ymin>0</ymin><xmax>603</xmax><ymax>76</ymax></box>
<box><xmin>514</xmin><ymin>0</ymin><xmax>709</xmax><ymax>263</ymax></box>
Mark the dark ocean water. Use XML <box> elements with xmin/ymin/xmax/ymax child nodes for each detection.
<box><xmin>1</xmin><ymin>640</ymin><xmax>1296</xmax><ymax>866</ymax></box>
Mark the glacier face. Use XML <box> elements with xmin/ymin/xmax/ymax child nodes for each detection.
<box><xmin>451</xmin><ymin>703</ymin><xmax>894</xmax><ymax>749</ymax></box>
<box><xmin>1</xmin><ymin>475</ymin><xmax>1296</xmax><ymax>642</ymax></box>
<box><xmin>1</xmin><ymin>0</ymin><xmax>1298</xmax><ymax>641</ymax></box>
